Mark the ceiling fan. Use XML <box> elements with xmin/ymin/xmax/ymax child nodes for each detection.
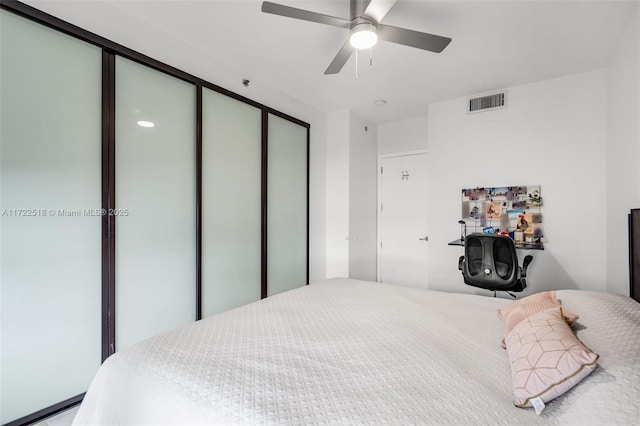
<box><xmin>261</xmin><ymin>0</ymin><xmax>452</xmax><ymax>75</ymax></box>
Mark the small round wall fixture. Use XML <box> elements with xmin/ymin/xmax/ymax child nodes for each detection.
<box><xmin>374</xmin><ymin>99</ymin><xmax>387</xmax><ymax>107</ymax></box>
<box><xmin>137</xmin><ymin>120</ymin><xmax>154</xmax><ymax>128</ymax></box>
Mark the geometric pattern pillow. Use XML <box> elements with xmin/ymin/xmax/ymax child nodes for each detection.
<box><xmin>498</xmin><ymin>291</ymin><xmax>579</xmax><ymax>348</ymax></box>
<box><xmin>504</xmin><ymin>307</ymin><xmax>599</xmax><ymax>408</ymax></box>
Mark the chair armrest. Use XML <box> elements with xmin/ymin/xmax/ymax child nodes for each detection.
<box><xmin>522</xmin><ymin>255</ymin><xmax>533</xmax><ymax>277</ymax></box>
<box><xmin>458</xmin><ymin>255</ymin><xmax>465</xmax><ymax>271</ymax></box>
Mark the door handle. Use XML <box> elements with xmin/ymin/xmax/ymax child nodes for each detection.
<box><xmin>419</xmin><ymin>236</ymin><xmax>428</xmax><ymax>241</ymax></box>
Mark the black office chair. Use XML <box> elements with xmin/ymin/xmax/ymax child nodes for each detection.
<box><xmin>458</xmin><ymin>233</ymin><xmax>533</xmax><ymax>298</ymax></box>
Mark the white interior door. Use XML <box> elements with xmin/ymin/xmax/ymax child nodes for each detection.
<box><xmin>378</xmin><ymin>152</ymin><xmax>429</xmax><ymax>288</ymax></box>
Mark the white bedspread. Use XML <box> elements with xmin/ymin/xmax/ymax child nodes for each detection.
<box><xmin>73</xmin><ymin>278</ymin><xmax>640</xmax><ymax>425</ymax></box>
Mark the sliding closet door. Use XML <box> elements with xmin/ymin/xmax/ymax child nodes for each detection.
<box><xmin>201</xmin><ymin>89</ymin><xmax>262</xmax><ymax>317</ymax></box>
<box><xmin>0</xmin><ymin>11</ymin><xmax>102</xmax><ymax>424</ymax></box>
<box><xmin>267</xmin><ymin>114</ymin><xmax>309</xmax><ymax>295</ymax></box>
<box><xmin>115</xmin><ymin>57</ymin><xmax>196</xmax><ymax>350</ymax></box>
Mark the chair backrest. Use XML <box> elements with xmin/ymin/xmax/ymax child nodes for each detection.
<box><xmin>462</xmin><ymin>234</ymin><xmax>519</xmax><ymax>290</ymax></box>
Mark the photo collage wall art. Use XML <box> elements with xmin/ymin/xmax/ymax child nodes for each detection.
<box><xmin>461</xmin><ymin>186</ymin><xmax>543</xmax><ymax>244</ymax></box>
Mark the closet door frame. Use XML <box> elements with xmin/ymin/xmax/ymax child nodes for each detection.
<box><xmin>101</xmin><ymin>51</ymin><xmax>116</xmax><ymax>362</ymax></box>
<box><xmin>1</xmin><ymin>1</ymin><xmax>309</xmax><ymax>425</ymax></box>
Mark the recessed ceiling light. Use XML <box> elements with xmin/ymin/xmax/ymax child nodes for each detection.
<box><xmin>374</xmin><ymin>99</ymin><xmax>387</xmax><ymax>107</ymax></box>
<box><xmin>137</xmin><ymin>120</ymin><xmax>154</xmax><ymax>128</ymax></box>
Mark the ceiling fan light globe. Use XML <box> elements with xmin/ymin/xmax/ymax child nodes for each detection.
<box><xmin>350</xmin><ymin>23</ymin><xmax>377</xmax><ymax>49</ymax></box>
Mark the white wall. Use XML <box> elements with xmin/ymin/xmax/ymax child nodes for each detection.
<box><xmin>325</xmin><ymin>109</ymin><xmax>378</xmax><ymax>281</ymax></box>
<box><xmin>427</xmin><ymin>70</ymin><xmax>608</xmax><ymax>295</ymax></box>
<box><xmin>349</xmin><ymin>112</ymin><xmax>378</xmax><ymax>281</ymax></box>
<box><xmin>606</xmin><ymin>5</ymin><xmax>640</xmax><ymax>295</ymax></box>
<box><xmin>378</xmin><ymin>116</ymin><xmax>428</xmax><ymax>154</ymax></box>
<box><xmin>325</xmin><ymin>109</ymin><xmax>350</xmax><ymax>279</ymax></box>
<box><xmin>307</xmin><ymin>111</ymin><xmax>328</xmax><ymax>283</ymax></box>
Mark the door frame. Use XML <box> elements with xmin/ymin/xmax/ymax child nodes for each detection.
<box><xmin>376</xmin><ymin>149</ymin><xmax>429</xmax><ymax>283</ymax></box>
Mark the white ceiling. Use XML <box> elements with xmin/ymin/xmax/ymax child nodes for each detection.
<box><xmin>24</xmin><ymin>0</ymin><xmax>639</xmax><ymax>123</ymax></box>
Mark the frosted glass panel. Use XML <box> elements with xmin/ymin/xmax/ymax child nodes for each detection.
<box><xmin>267</xmin><ymin>114</ymin><xmax>308</xmax><ymax>296</ymax></box>
<box><xmin>115</xmin><ymin>57</ymin><xmax>196</xmax><ymax>350</ymax></box>
<box><xmin>0</xmin><ymin>11</ymin><xmax>102</xmax><ymax>424</ymax></box>
<box><xmin>202</xmin><ymin>89</ymin><xmax>262</xmax><ymax>317</ymax></box>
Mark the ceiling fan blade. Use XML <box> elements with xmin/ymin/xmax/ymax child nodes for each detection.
<box><xmin>262</xmin><ymin>2</ymin><xmax>351</xmax><ymax>29</ymax></box>
<box><xmin>377</xmin><ymin>24</ymin><xmax>451</xmax><ymax>53</ymax></box>
<box><xmin>324</xmin><ymin>39</ymin><xmax>354</xmax><ymax>75</ymax></box>
<box><xmin>363</xmin><ymin>0</ymin><xmax>397</xmax><ymax>22</ymax></box>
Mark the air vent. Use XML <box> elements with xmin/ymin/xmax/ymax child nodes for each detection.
<box><xmin>467</xmin><ymin>91</ymin><xmax>507</xmax><ymax>113</ymax></box>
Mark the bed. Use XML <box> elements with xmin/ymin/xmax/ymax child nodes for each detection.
<box><xmin>73</xmin><ymin>278</ymin><xmax>640</xmax><ymax>425</ymax></box>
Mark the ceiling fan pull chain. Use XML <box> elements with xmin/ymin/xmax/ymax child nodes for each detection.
<box><xmin>355</xmin><ymin>48</ymin><xmax>359</xmax><ymax>80</ymax></box>
<box><xmin>370</xmin><ymin>47</ymin><xmax>373</xmax><ymax>67</ymax></box>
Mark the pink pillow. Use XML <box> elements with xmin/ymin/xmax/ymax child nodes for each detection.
<box><xmin>498</xmin><ymin>291</ymin><xmax>579</xmax><ymax>348</ymax></box>
<box><xmin>497</xmin><ymin>291</ymin><xmax>557</xmax><ymax>320</ymax></box>
<box><xmin>504</xmin><ymin>307</ymin><xmax>599</xmax><ymax>408</ymax></box>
